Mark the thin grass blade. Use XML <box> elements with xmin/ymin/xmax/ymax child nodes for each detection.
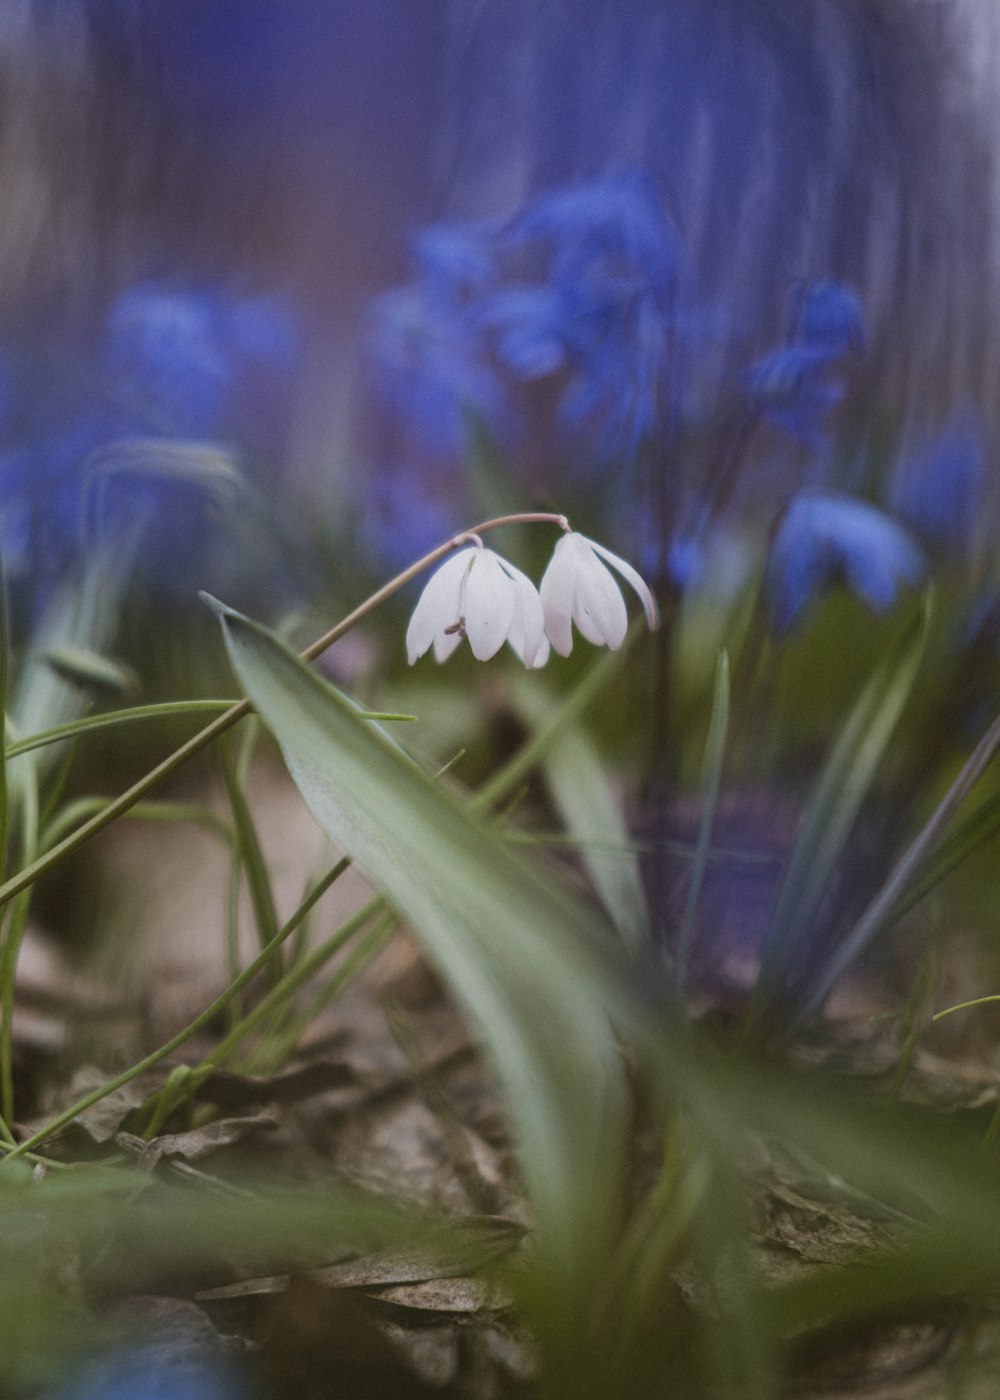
<box><xmin>750</xmin><ymin>601</ymin><xmax>927</xmax><ymax>1023</ymax></box>
<box><xmin>799</xmin><ymin>707</ymin><xmax>1000</xmax><ymax>1018</ymax></box>
<box><xmin>512</xmin><ymin>673</ymin><xmax>648</xmax><ymax>952</ymax></box>
<box><xmin>676</xmin><ymin>650</ymin><xmax>730</xmax><ymax>991</ymax></box>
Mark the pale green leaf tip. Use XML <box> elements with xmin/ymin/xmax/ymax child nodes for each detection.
<box><xmin>198</xmin><ymin>591</ymin><xmax>237</xmax><ymax>622</ymax></box>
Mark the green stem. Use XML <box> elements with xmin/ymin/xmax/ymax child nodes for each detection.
<box><xmin>932</xmin><ymin>993</ymin><xmax>1000</xmax><ymax>1021</ymax></box>
<box><xmin>0</xmin><ymin>756</ymin><xmax>38</xmax><ymax>1121</ymax></box>
<box><xmin>4</xmin><ymin>701</ymin><xmax>236</xmax><ymax>757</ymax></box>
<box><xmin>224</xmin><ymin>833</ymin><xmax>244</xmax><ymax>1030</ymax></box>
<box><xmin>219</xmin><ymin>742</ymin><xmax>281</xmax><ymax>983</ymax></box>
<box><xmin>0</xmin><ymin>512</ymin><xmax>569</xmax><ymax>914</ymax></box>
<box><xmin>43</xmin><ymin>798</ymin><xmax>232</xmax><ymax>851</ymax></box>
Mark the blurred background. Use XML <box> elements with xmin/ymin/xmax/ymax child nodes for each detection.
<box><xmin>0</xmin><ymin>0</ymin><xmax>996</xmax><ymax>610</ymax></box>
<box><xmin>0</xmin><ymin>12</ymin><xmax>997</xmax><ymax>1396</ymax></box>
<box><xmin>1</xmin><ymin>0</ymin><xmax>1000</xmax><ymax>1008</ymax></box>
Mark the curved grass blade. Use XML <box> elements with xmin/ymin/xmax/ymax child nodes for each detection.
<box><xmin>799</xmin><ymin>707</ymin><xmax>1000</xmax><ymax>1019</ymax></box>
<box><xmin>749</xmin><ymin>600</ymin><xmax>927</xmax><ymax>1026</ymax></box>
<box><xmin>219</xmin><ymin>744</ymin><xmax>281</xmax><ymax>985</ymax></box>
<box><xmin>511</xmin><ymin>671</ymin><xmax>648</xmax><ymax>952</ymax></box>
<box><xmin>5</xmin><ymin>701</ymin><xmax>235</xmax><ymax>757</ymax></box>
<box><xmin>5</xmin><ymin>699</ymin><xmax>412</xmax><ymax>760</ymax></box>
<box><xmin>41</xmin><ymin>798</ymin><xmax>232</xmax><ymax>851</ymax></box>
<box><xmin>676</xmin><ymin>650</ymin><xmax>730</xmax><ymax>992</ymax></box>
<box><xmin>880</xmin><ymin>779</ymin><xmax>1000</xmax><ymax>928</ymax></box>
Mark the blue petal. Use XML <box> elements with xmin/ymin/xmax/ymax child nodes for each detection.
<box><xmin>412</xmin><ymin>222</ymin><xmax>497</xmax><ymax>300</ymax></box>
<box><xmin>794</xmin><ymin>280</ymin><xmax>866</xmax><ymax>356</ymax></box>
<box><xmin>744</xmin><ymin>345</ymin><xmax>842</xmax><ymax>448</ymax></box>
<box><xmin>767</xmin><ymin>492</ymin><xmax>924</xmax><ymax>632</ymax></box>
<box><xmin>103</xmin><ymin>283</ymin><xmax>230</xmax><ymax>438</ymax></box>
<box><xmin>476</xmin><ymin>286</ymin><xmax>569</xmax><ymax>378</ymax></box>
<box><xmin>366</xmin><ymin>284</ymin><xmax>506</xmax><ymax>459</ymax></box>
<box><xmin>889</xmin><ymin>412</ymin><xmax>985</xmax><ymax>555</ymax></box>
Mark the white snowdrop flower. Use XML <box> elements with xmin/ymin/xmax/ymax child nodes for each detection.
<box><xmin>540</xmin><ymin>531</ymin><xmax>659</xmax><ymax>656</ymax></box>
<box><xmin>406</xmin><ymin>545</ymin><xmax>549</xmax><ymax>667</ymax></box>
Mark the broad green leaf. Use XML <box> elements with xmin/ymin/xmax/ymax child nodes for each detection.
<box><xmin>213</xmin><ymin>601</ymin><xmax>633</xmax><ymax>1305</ymax></box>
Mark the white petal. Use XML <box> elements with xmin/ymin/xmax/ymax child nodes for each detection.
<box><xmin>539</xmin><ymin>533</ymin><xmax>582</xmax><ymax>656</ymax></box>
<box><xmin>586</xmin><ymin>537</ymin><xmax>659</xmax><ymax>631</ymax></box>
<box><xmin>573</xmin><ymin>551</ymin><xmax>629</xmax><ymax>648</ymax></box>
<box><xmin>464</xmin><ymin>549</ymin><xmax>516</xmax><ymax>660</ymax></box>
<box><xmin>527</xmin><ymin>632</ymin><xmax>550</xmax><ymax>668</ymax></box>
<box><xmin>432</xmin><ymin>628</ymin><xmax>464</xmax><ymax>663</ymax></box>
<box><xmin>405</xmin><ymin>549</ymin><xmax>474</xmax><ymax>664</ymax></box>
<box><xmin>504</xmin><ymin>561</ymin><xmax>547</xmax><ymax>667</ymax></box>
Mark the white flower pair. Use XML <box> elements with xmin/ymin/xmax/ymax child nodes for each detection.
<box><xmin>406</xmin><ymin>530</ymin><xmax>658</xmax><ymax>668</ymax></box>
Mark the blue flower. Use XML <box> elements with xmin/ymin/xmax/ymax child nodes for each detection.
<box><xmin>794</xmin><ymin>280</ymin><xmax>866</xmax><ymax>356</ymax></box>
<box><xmin>745</xmin><ymin>281</ymin><xmax>865</xmax><ymax>448</ymax></box>
<box><xmin>744</xmin><ymin>344</ymin><xmax>844</xmax><ymax>448</ymax></box>
<box><xmin>366</xmin><ymin>467</ymin><xmax>468</xmax><ymax>574</ymax></box>
<box><xmin>889</xmin><ymin>412</ymin><xmax>985</xmax><ymax>556</ymax></box>
<box><xmin>475</xmin><ymin>285</ymin><xmax>570</xmax><ymax>379</ymax></box>
<box><xmin>102</xmin><ymin>284</ymin><xmax>231</xmax><ymax>438</ymax></box>
<box><xmin>0</xmin><ymin>280</ymin><xmax>300</xmax><ymax>591</ymax></box>
<box><xmin>667</xmin><ymin>533</ymin><xmax>706</xmax><ymax>591</ymax></box>
<box><xmin>555</xmin><ymin>283</ymin><xmax>674</xmax><ymax>456</ymax></box>
<box><xmin>51</xmin><ymin>1351</ymin><xmax>241</xmax><ymax>1400</ymax></box>
<box><xmin>223</xmin><ymin>294</ymin><xmax>299</xmax><ymax>376</ymax></box>
<box><xmin>364</xmin><ymin>171</ymin><xmax>684</xmax><ymax>473</ymax></box>
<box><xmin>411</xmin><ymin>221</ymin><xmax>497</xmax><ymax>302</ymax></box>
<box><xmin>510</xmin><ymin>168</ymin><xmax>678</xmax><ymax>301</ymax></box>
<box><xmin>101</xmin><ymin>282</ymin><xmax>299</xmax><ymax>445</ymax></box>
<box><xmin>497</xmin><ymin>169</ymin><xmax>681</xmax><ymax>458</ymax></box>
<box><xmin>766</xmin><ymin>490</ymin><xmax>925</xmax><ymax>632</ymax></box>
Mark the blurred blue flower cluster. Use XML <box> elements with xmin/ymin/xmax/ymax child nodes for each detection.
<box><xmin>363</xmin><ymin>165</ymin><xmax>992</xmax><ymax>645</ymax></box>
<box><xmin>52</xmin><ymin>1349</ymin><xmax>244</xmax><ymax>1400</ymax></box>
<box><xmin>368</xmin><ymin>226</ymin><xmax>504</xmax><ymax>465</ymax></box>
<box><xmin>0</xmin><ymin>280</ymin><xmax>298</xmax><ymax>592</ymax></box>
<box><xmin>364</xmin><ymin>170</ymin><xmax>684</xmax><ymax>565</ymax></box>
<box><xmin>889</xmin><ymin>411</ymin><xmax>985</xmax><ymax>559</ymax></box>
<box><xmin>485</xmin><ymin>169</ymin><xmax>681</xmax><ymax>458</ymax></box>
<box><xmin>744</xmin><ymin>281</ymin><xmax>864</xmax><ymax>449</ymax></box>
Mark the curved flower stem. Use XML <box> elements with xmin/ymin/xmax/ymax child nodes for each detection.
<box><xmin>0</xmin><ymin>512</ymin><xmax>571</xmax><ymax>913</ymax></box>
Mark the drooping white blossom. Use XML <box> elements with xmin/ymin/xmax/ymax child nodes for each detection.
<box><xmin>406</xmin><ymin>545</ymin><xmax>549</xmax><ymax>667</ymax></box>
<box><xmin>540</xmin><ymin>531</ymin><xmax>658</xmax><ymax>656</ymax></box>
